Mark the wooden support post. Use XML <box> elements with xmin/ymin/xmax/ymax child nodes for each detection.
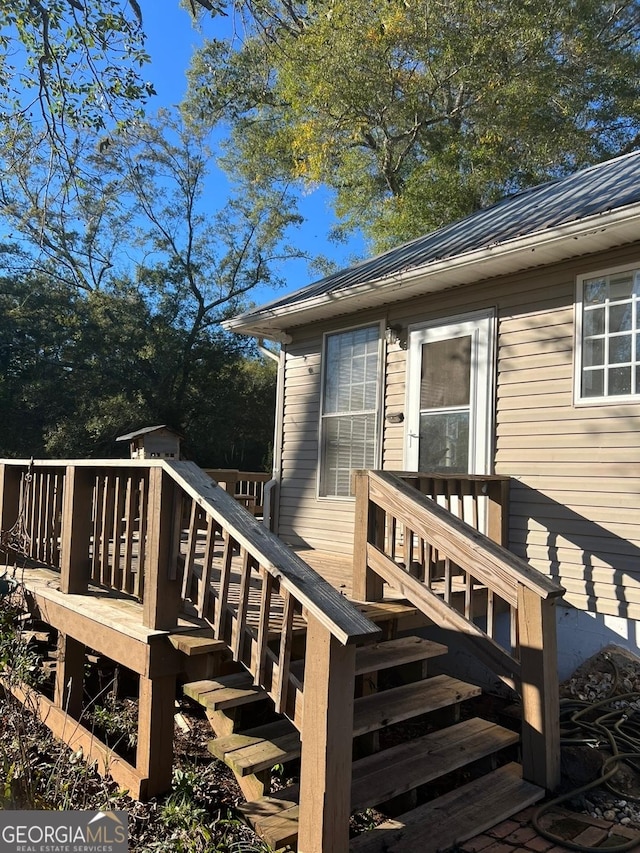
<box><xmin>517</xmin><ymin>584</ymin><xmax>560</xmax><ymax>791</ymax></box>
<box><xmin>143</xmin><ymin>468</ymin><xmax>181</xmax><ymax>630</ymax></box>
<box><xmin>298</xmin><ymin>615</ymin><xmax>356</xmax><ymax>853</ymax></box>
<box><xmin>137</xmin><ymin>674</ymin><xmax>175</xmax><ymax>798</ymax></box>
<box><xmin>0</xmin><ymin>463</ymin><xmax>22</xmax><ymax>538</ymax></box>
<box><xmin>54</xmin><ymin>634</ymin><xmax>85</xmax><ymax>719</ymax></box>
<box><xmin>352</xmin><ymin>471</ymin><xmax>384</xmax><ymax>602</ymax></box>
<box><xmin>486</xmin><ymin>479</ymin><xmax>510</xmax><ymax>547</ymax></box>
<box><xmin>60</xmin><ymin>466</ymin><xmax>94</xmax><ymax>594</ymax></box>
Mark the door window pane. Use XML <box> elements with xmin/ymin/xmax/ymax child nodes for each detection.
<box><xmin>420</xmin><ymin>336</ymin><xmax>471</xmax><ymax>409</ymax></box>
<box><xmin>419</xmin><ymin>412</ymin><xmax>469</xmax><ymax>473</ymax></box>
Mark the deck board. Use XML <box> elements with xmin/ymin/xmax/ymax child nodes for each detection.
<box><xmin>2</xmin><ymin>534</ymin><xmax>404</xmax><ymax>649</ymax></box>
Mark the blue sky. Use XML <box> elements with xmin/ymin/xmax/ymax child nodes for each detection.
<box><xmin>140</xmin><ymin>3</ymin><xmax>366</xmax><ymax>306</ymax></box>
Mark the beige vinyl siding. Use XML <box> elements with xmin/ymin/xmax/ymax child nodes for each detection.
<box><xmin>383</xmin><ymin>347</ymin><xmax>406</xmax><ymax>469</ymax></box>
<box><xmin>277</xmin><ymin>337</ymin><xmax>357</xmax><ymax>553</ymax></box>
<box><xmin>277</xmin><ymin>243</ymin><xmax>640</xmax><ymax>607</ymax></box>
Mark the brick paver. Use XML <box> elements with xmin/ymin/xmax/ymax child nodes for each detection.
<box><xmin>460</xmin><ymin>805</ymin><xmax>640</xmax><ymax>853</ymax></box>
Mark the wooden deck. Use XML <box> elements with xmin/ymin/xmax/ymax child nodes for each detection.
<box><xmin>4</xmin><ymin>541</ymin><xmax>403</xmax><ymax>653</ymax></box>
<box><xmin>0</xmin><ymin>459</ymin><xmax>563</xmax><ymax>852</ymax></box>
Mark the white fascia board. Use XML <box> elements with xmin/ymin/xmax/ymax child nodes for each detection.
<box><xmin>224</xmin><ymin>205</ymin><xmax>640</xmax><ymax>340</ymax></box>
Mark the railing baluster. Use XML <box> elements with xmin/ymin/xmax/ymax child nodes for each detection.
<box><xmin>254</xmin><ymin>568</ymin><xmax>274</xmax><ymax>685</ymax></box>
<box><xmin>90</xmin><ymin>474</ymin><xmax>102</xmax><ymax>583</ymax></box>
<box><xmin>275</xmin><ymin>589</ymin><xmax>295</xmax><ymax>715</ymax></box>
<box><xmin>197</xmin><ymin>515</ymin><xmax>217</xmax><ymax>619</ymax></box>
<box><xmin>510</xmin><ymin>603</ymin><xmax>518</xmax><ymax>656</ymax></box>
<box><xmin>31</xmin><ymin>471</ymin><xmax>40</xmax><ymax>560</ymax></box>
<box><xmin>52</xmin><ymin>471</ymin><xmax>63</xmax><ymax>566</ymax></box>
<box><xmin>97</xmin><ymin>474</ymin><xmax>108</xmax><ymax>584</ymax></box>
<box><xmin>135</xmin><ymin>473</ymin><xmax>148</xmax><ymax>601</ymax></box>
<box><xmin>214</xmin><ymin>531</ymin><xmax>234</xmax><ymax>639</ymax></box>
<box><xmin>110</xmin><ymin>474</ymin><xmax>122</xmax><ymax>589</ymax></box>
<box><xmin>444</xmin><ymin>556</ymin><xmax>452</xmax><ymax>604</ymax></box>
<box><xmin>181</xmin><ymin>499</ymin><xmax>199</xmax><ymax>602</ymax></box>
<box><xmin>232</xmin><ymin>548</ymin><xmax>252</xmax><ymax>661</ymax></box>
<box><xmin>486</xmin><ymin>588</ymin><xmax>495</xmax><ymax>638</ymax></box>
<box><xmin>464</xmin><ymin>569</ymin><xmax>473</xmax><ymax>620</ymax></box>
<box><xmin>121</xmin><ymin>476</ymin><xmax>136</xmax><ymax>594</ymax></box>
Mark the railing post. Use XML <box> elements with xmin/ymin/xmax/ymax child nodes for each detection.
<box><xmin>352</xmin><ymin>470</ymin><xmax>384</xmax><ymax>602</ymax></box>
<box><xmin>54</xmin><ymin>634</ymin><xmax>85</xmax><ymax>718</ymax></box>
<box><xmin>137</xmin><ymin>672</ymin><xmax>175</xmax><ymax>798</ymax></box>
<box><xmin>486</xmin><ymin>478</ymin><xmax>510</xmax><ymax>546</ymax></box>
<box><xmin>298</xmin><ymin>614</ymin><xmax>356</xmax><ymax>853</ymax></box>
<box><xmin>517</xmin><ymin>584</ymin><xmax>560</xmax><ymax>791</ymax></box>
<box><xmin>60</xmin><ymin>466</ymin><xmax>94</xmax><ymax>594</ymax></box>
<box><xmin>0</xmin><ymin>463</ymin><xmax>22</xmax><ymax>540</ymax></box>
<box><xmin>143</xmin><ymin>467</ymin><xmax>181</xmax><ymax>630</ymax></box>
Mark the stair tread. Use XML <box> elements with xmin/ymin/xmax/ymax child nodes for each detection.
<box><xmin>351</xmin><ymin>717</ymin><xmax>519</xmax><ymax>811</ymax></box>
<box><xmin>354</xmin><ymin>601</ymin><xmax>419</xmax><ymax>621</ymax></box>
<box><xmin>355</xmin><ymin>636</ymin><xmax>447</xmax><ymax>675</ymax></box>
<box><xmin>240</xmin><ymin>732</ymin><xmax>527</xmax><ymax>850</ymax></box>
<box><xmin>183</xmin><ymin>673</ymin><xmax>265</xmax><ymax>711</ymax></box>
<box><xmin>353</xmin><ymin>674</ymin><xmax>481</xmax><ymax>736</ymax></box>
<box><xmin>212</xmin><ymin>729</ymin><xmax>302</xmax><ymax>776</ymax></box>
<box><xmin>168</xmin><ymin>630</ymin><xmax>227</xmax><ymax>657</ymax></box>
<box><xmin>239</xmin><ymin>797</ymin><xmax>299</xmax><ymax>850</ymax></box>
<box><xmin>289</xmin><ymin>636</ymin><xmax>448</xmax><ymax>685</ymax></box>
<box><xmin>349</xmin><ymin>762</ymin><xmax>545</xmax><ymax>852</ymax></box>
<box><xmin>208</xmin><ymin>719</ymin><xmax>295</xmax><ymax>761</ymax></box>
<box><xmin>210</xmin><ymin>675</ymin><xmax>481</xmax><ymax>778</ymax></box>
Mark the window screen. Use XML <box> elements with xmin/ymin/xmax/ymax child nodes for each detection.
<box><xmin>320</xmin><ymin>326</ymin><xmax>380</xmax><ymax>497</ymax></box>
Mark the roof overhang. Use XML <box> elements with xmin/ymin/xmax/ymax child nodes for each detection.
<box><xmin>223</xmin><ymin>204</ymin><xmax>640</xmax><ymax>341</ymax></box>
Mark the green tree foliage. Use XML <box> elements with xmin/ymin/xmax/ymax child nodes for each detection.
<box><xmin>187</xmin><ymin>0</ymin><xmax>640</xmax><ymax>249</ymax></box>
<box><xmin>0</xmin><ymin>249</ymin><xmax>277</xmax><ymax>467</ymax></box>
<box><xmin>0</xmin><ymin>3</ymin><xmax>289</xmax><ymax>469</ymax></box>
<box><xmin>0</xmin><ymin>108</ymin><xmax>290</xmax><ymax>467</ymax></box>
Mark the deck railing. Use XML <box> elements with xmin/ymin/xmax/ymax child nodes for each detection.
<box><xmin>394</xmin><ymin>471</ymin><xmax>510</xmax><ymax>544</ymax></box>
<box><xmin>353</xmin><ymin>469</ymin><xmax>564</xmax><ymax>791</ymax></box>
<box><xmin>0</xmin><ymin>458</ymin><xmax>380</xmax><ymax>853</ymax></box>
<box><xmin>202</xmin><ymin>469</ymin><xmax>271</xmax><ymax>517</ymax></box>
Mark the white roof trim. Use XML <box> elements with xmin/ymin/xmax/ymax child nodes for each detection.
<box><xmin>224</xmin><ymin>204</ymin><xmax>640</xmax><ymax>340</ymax></box>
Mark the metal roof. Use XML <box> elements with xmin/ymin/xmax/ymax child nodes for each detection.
<box><xmin>227</xmin><ymin>150</ymin><xmax>640</xmax><ymax>337</ymax></box>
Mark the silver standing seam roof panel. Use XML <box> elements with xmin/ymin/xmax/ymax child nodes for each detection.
<box><xmin>232</xmin><ymin>150</ymin><xmax>640</xmax><ymax>323</ymax></box>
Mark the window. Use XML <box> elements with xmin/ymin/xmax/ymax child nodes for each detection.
<box><xmin>577</xmin><ymin>265</ymin><xmax>640</xmax><ymax>402</ymax></box>
<box><xmin>319</xmin><ymin>325</ymin><xmax>381</xmax><ymax>497</ymax></box>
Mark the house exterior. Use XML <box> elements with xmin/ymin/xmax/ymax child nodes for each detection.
<box><xmin>225</xmin><ymin>151</ymin><xmax>640</xmax><ymax>677</ymax></box>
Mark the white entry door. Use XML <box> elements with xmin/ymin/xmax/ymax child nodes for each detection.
<box><xmin>405</xmin><ymin>311</ymin><xmax>495</xmax><ymax>474</ymax></box>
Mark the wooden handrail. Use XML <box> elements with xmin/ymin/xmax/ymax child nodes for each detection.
<box><xmin>353</xmin><ymin>469</ymin><xmax>564</xmax><ymax>791</ymax></box>
<box><xmin>370</xmin><ymin>471</ymin><xmax>561</xmax><ymax>600</ymax></box>
<box><xmin>164</xmin><ymin>461</ymin><xmax>380</xmax><ymax>647</ymax></box>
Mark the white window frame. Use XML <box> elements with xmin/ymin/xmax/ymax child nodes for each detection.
<box><xmin>317</xmin><ymin>321</ymin><xmax>384</xmax><ymax>500</ymax></box>
<box><xmin>575</xmin><ymin>262</ymin><xmax>640</xmax><ymax>405</ymax></box>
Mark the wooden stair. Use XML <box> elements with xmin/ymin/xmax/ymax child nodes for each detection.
<box><xmin>184</xmin><ymin>622</ymin><xmax>543</xmax><ymax>853</ymax></box>
<box><xmin>183</xmin><ymin>672</ymin><xmax>266</xmax><ymax>711</ymax></box>
<box><xmin>349</xmin><ymin>762</ymin><xmax>544</xmax><ymax>853</ymax></box>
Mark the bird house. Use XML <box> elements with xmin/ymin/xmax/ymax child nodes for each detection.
<box><xmin>116</xmin><ymin>425</ymin><xmax>182</xmax><ymax>460</ymax></box>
